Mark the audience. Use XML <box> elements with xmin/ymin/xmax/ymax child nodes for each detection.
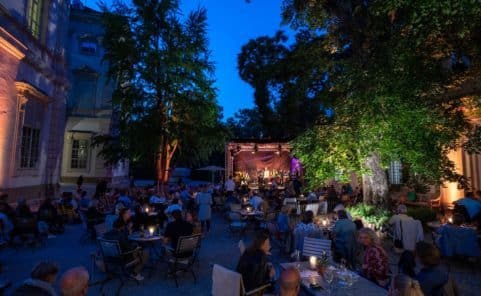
<box><xmin>59</xmin><ymin>267</ymin><xmax>89</xmax><ymax>296</ymax></box>
<box><xmin>453</xmin><ymin>191</ymin><xmax>481</xmax><ymax>222</ymax></box>
<box><xmin>416</xmin><ymin>242</ymin><xmax>449</xmax><ymax>296</ymax></box>
<box><xmin>14</xmin><ymin>261</ymin><xmax>59</xmax><ymax>296</ymax></box>
<box><xmin>197</xmin><ymin>185</ymin><xmax>213</xmax><ymax>233</ymax></box>
<box><xmin>236</xmin><ymin>231</ymin><xmax>274</xmax><ymax>292</ymax></box>
<box><xmin>388</xmin><ymin>274</ymin><xmax>424</xmax><ymax>296</ymax></box>
<box><xmin>163</xmin><ymin>209</ymin><xmax>193</xmax><ymax>249</ymax></box>
<box><xmin>358</xmin><ymin>228</ymin><xmax>389</xmax><ymax>287</ymax></box>
<box><xmin>103</xmin><ymin>219</ymin><xmax>148</xmax><ymax>281</ymax></box>
<box><xmin>332</xmin><ymin>210</ymin><xmax>357</xmax><ymax>267</ymax></box>
<box><xmin>249</xmin><ymin>192</ymin><xmax>264</xmax><ymax>210</ymax></box>
<box><xmin>278</xmin><ymin>267</ymin><xmax>301</xmax><ymax>296</ymax></box>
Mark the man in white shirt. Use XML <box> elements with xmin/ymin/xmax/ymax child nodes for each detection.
<box><xmin>225</xmin><ymin>176</ymin><xmax>236</xmax><ymax>195</ymax></box>
<box><xmin>164</xmin><ymin>198</ymin><xmax>182</xmax><ymax>215</ymax></box>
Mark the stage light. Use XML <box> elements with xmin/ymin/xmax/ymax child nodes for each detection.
<box><xmin>276</xmin><ymin>144</ymin><xmax>282</xmax><ymax>155</ymax></box>
<box><xmin>252</xmin><ymin>143</ymin><xmax>258</xmax><ymax>154</ymax></box>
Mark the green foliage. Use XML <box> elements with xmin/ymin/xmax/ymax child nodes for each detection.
<box><xmin>406</xmin><ymin>207</ymin><xmax>437</xmax><ymax>225</ymax></box>
<box><xmin>284</xmin><ymin>0</ymin><xmax>481</xmax><ymax>191</ymax></box>
<box><xmin>94</xmin><ymin>0</ymin><xmax>226</xmax><ymax>169</ymax></box>
<box><xmin>348</xmin><ymin>204</ymin><xmax>391</xmax><ymax>228</ymax></box>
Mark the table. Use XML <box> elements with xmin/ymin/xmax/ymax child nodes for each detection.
<box><xmin>239</xmin><ymin>210</ymin><xmax>264</xmax><ymax>217</ymax></box>
<box><xmin>280</xmin><ymin>262</ymin><xmax>386</xmax><ymax>296</ymax></box>
<box><xmin>129</xmin><ymin>232</ymin><xmax>164</xmax><ymax>261</ymax></box>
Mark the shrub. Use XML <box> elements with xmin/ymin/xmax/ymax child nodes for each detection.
<box><xmin>406</xmin><ymin>207</ymin><xmax>437</xmax><ymax>224</ymax></box>
<box><xmin>348</xmin><ymin>203</ymin><xmax>391</xmax><ymax>229</ymax></box>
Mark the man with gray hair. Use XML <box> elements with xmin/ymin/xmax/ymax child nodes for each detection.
<box><xmin>389</xmin><ymin>204</ymin><xmax>424</xmax><ymax>251</ymax></box>
<box><xmin>59</xmin><ymin>267</ymin><xmax>89</xmax><ymax>296</ymax></box>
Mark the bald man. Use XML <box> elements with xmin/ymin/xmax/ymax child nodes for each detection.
<box><xmin>279</xmin><ymin>267</ymin><xmax>301</xmax><ymax>296</ymax></box>
<box><xmin>60</xmin><ymin>267</ymin><xmax>89</xmax><ymax>296</ymax></box>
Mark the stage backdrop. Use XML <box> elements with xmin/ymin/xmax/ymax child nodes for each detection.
<box><xmin>234</xmin><ymin>151</ymin><xmax>291</xmax><ymax>180</ymax></box>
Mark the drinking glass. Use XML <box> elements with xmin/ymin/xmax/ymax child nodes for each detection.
<box><xmin>344</xmin><ymin>272</ymin><xmax>356</xmax><ymax>296</ymax></box>
<box><xmin>324</xmin><ymin>269</ymin><xmax>334</xmax><ymax>296</ymax></box>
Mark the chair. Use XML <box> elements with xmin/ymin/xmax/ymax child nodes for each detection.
<box><xmin>228</xmin><ymin>212</ymin><xmax>247</xmax><ymax>237</ymax></box>
<box><xmin>302</xmin><ymin>237</ymin><xmax>332</xmax><ymax>258</ymax></box>
<box><xmin>212</xmin><ymin>264</ymin><xmax>271</xmax><ymax>296</ymax></box>
<box><xmin>213</xmin><ymin>195</ymin><xmax>225</xmax><ymax>212</ymax></box>
<box><xmin>166</xmin><ymin>234</ymin><xmax>202</xmax><ymax>287</ymax></box>
<box><xmin>96</xmin><ymin>238</ymin><xmax>141</xmax><ymax>295</ymax></box>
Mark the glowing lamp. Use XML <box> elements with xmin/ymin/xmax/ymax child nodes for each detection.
<box><xmin>309</xmin><ymin>256</ymin><xmax>317</xmax><ymax>270</ymax></box>
<box><xmin>148</xmin><ymin>226</ymin><xmax>155</xmax><ymax>237</ymax></box>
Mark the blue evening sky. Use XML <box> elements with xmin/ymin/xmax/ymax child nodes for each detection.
<box><xmin>82</xmin><ymin>0</ymin><xmax>292</xmax><ymax>118</ymax></box>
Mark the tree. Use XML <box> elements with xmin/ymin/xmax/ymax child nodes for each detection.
<box><xmin>283</xmin><ymin>0</ymin><xmax>481</xmax><ymax>204</ymax></box>
<box><xmin>237</xmin><ymin>30</ymin><xmax>329</xmax><ymax>139</ymax></box>
<box><xmin>96</xmin><ymin>0</ymin><xmax>225</xmax><ymax>188</ymax></box>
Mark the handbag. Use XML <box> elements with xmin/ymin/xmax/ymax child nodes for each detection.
<box><xmin>394</xmin><ymin>220</ymin><xmax>404</xmax><ymax>249</ymax></box>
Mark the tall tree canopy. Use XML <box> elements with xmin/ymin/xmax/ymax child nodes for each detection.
<box><xmin>282</xmin><ymin>0</ymin><xmax>481</xmax><ymax>204</ymax></box>
<box><xmin>95</xmin><ymin>0</ymin><xmax>225</xmax><ymax>185</ymax></box>
<box><xmin>236</xmin><ymin>30</ymin><xmax>329</xmax><ymax>139</ymax></box>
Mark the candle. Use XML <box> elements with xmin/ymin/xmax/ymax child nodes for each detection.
<box><xmin>145</xmin><ymin>207</ymin><xmax>150</xmax><ymax>213</ymax></box>
<box><xmin>322</xmin><ymin>219</ymin><xmax>328</xmax><ymax>227</ymax></box>
<box><xmin>448</xmin><ymin>217</ymin><xmax>453</xmax><ymax>224</ymax></box>
<box><xmin>148</xmin><ymin>226</ymin><xmax>155</xmax><ymax>237</ymax></box>
<box><xmin>309</xmin><ymin>256</ymin><xmax>317</xmax><ymax>270</ymax></box>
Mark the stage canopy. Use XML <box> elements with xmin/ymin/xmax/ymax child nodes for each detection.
<box><xmin>225</xmin><ymin>140</ymin><xmax>302</xmax><ymax>188</ymax></box>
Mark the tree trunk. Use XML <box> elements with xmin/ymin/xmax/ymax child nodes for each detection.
<box><xmin>155</xmin><ymin>138</ymin><xmax>178</xmax><ymax>193</ymax></box>
<box><xmin>362</xmin><ymin>154</ymin><xmax>389</xmax><ymax>205</ymax></box>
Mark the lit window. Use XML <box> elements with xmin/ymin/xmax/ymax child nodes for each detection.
<box><xmin>20</xmin><ymin>126</ymin><xmax>40</xmax><ymax>168</ymax></box>
<box><xmin>71</xmin><ymin>139</ymin><xmax>89</xmax><ymax>169</ymax></box>
<box><xmin>28</xmin><ymin>0</ymin><xmax>44</xmax><ymax>39</ymax></box>
<box><xmin>389</xmin><ymin>161</ymin><xmax>402</xmax><ymax>185</ymax></box>
<box><xmin>80</xmin><ymin>40</ymin><xmax>97</xmax><ymax>54</ymax></box>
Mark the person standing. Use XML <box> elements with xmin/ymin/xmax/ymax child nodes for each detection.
<box><xmin>197</xmin><ymin>185</ymin><xmax>213</xmax><ymax>233</ymax></box>
<box><xmin>225</xmin><ymin>176</ymin><xmax>236</xmax><ymax>196</ymax></box>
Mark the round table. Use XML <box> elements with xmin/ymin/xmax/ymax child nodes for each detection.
<box><xmin>129</xmin><ymin>233</ymin><xmax>164</xmax><ymax>261</ymax></box>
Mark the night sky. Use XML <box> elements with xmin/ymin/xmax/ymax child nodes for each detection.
<box><xmin>82</xmin><ymin>0</ymin><xmax>292</xmax><ymax>119</ymax></box>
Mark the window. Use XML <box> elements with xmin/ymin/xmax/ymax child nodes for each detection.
<box><xmin>28</xmin><ymin>0</ymin><xmax>44</xmax><ymax>39</ymax></box>
<box><xmin>20</xmin><ymin>126</ymin><xmax>40</xmax><ymax>168</ymax></box>
<box><xmin>71</xmin><ymin>139</ymin><xmax>89</xmax><ymax>169</ymax></box>
<box><xmin>389</xmin><ymin>161</ymin><xmax>402</xmax><ymax>185</ymax></box>
<box><xmin>80</xmin><ymin>40</ymin><xmax>97</xmax><ymax>54</ymax></box>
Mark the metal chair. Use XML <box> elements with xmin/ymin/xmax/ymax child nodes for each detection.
<box><xmin>96</xmin><ymin>238</ymin><xmax>141</xmax><ymax>295</ymax></box>
<box><xmin>302</xmin><ymin>236</ymin><xmax>332</xmax><ymax>258</ymax></box>
<box><xmin>166</xmin><ymin>234</ymin><xmax>202</xmax><ymax>287</ymax></box>
<box><xmin>228</xmin><ymin>212</ymin><xmax>247</xmax><ymax>237</ymax></box>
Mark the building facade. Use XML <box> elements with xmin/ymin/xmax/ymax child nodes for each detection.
<box><xmin>0</xmin><ymin>0</ymin><xmax>69</xmax><ymax>201</ymax></box>
<box><xmin>60</xmin><ymin>3</ymin><xmax>128</xmax><ymax>187</ymax></box>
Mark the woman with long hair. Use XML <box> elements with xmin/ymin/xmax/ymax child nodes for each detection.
<box><xmin>236</xmin><ymin>231</ymin><xmax>275</xmax><ymax>292</ymax></box>
<box><xmin>358</xmin><ymin>228</ymin><xmax>390</xmax><ymax>287</ymax></box>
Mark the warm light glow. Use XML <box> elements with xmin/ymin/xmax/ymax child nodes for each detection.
<box><xmin>148</xmin><ymin>226</ymin><xmax>155</xmax><ymax>236</ymax></box>
<box><xmin>309</xmin><ymin>256</ymin><xmax>317</xmax><ymax>269</ymax></box>
<box><xmin>448</xmin><ymin>217</ymin><xmax>453</xmax><ymax>224</ymax></box>
<box><xmin>322</xmin><ymin>219</ymin><xmax>328</xmax><ymax>227</ymax></box>
<box><xmin>145</xmin><ymin>207</ymin><xmax>149</xmax><ymax>213</ymax></box>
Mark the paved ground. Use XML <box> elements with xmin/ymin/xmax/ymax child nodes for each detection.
<box><xmin>1</xmin><ymin>213</ymin><xmax>481</xmax><ymax>296</ymax></box>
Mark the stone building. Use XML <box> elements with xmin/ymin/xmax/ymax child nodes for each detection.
<box><xmin>0</xmin><ymin>0</ymin><xmax>69</xmax><ymax>201</ymax></box>
<box><xmin>60</xmin><ymin>2</ymin><xmax>129</xmax><ymax>187</ymax></box>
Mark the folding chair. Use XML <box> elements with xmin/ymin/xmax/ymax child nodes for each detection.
<box><xmin>305</xmin><ymin>203</ymin><xmax>320</xmax><ymax>215</ymax></box>
<box><xmin>302</xmin><ymin>236</ymin><xmax>332</xmax><ymax>258</ymax></box>
<box><xmin>166</xmin><ymin>234</ymin><xmax>202</xmax><ymax>287</ymax></box>
<box><xmin>212</xmin><ymin>264</ymin><xmax>271</xmax><ymax>296</ymax></box>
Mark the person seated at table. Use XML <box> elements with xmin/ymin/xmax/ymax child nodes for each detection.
<box><xmin>278</xmin><ymin>266</ymin><xmax>301</xmax><ymax>296</ymax></box>
<box><xmin>332</xmin><ymin>210</ymin><xmax>357</xmax><ymax>267</ymax></box>
<box><xmin>13</xmin><ymin>261</ymin><xmax>59</xmax><ymax>296</ymax></box>
<box><xmin>118</xmin><ymin>189</ymin><xmax>133</xmax><ymax>208</ymax></box>
<box><xmin>103</xmin><ymin>219</ymin><xmax>148</xmax><ymax>281</ymax></box>
<box><xmin>249</xmin><ymin>191</ymin><xmax>264</xmax><ymax>210</ymax></box>
<box><xmin>453</xmin><ymin>191</ymin><xmax>481</xmax><ymax>222</ymax></box>
<box><xmin>333</xmin><ymin>203</ymin><xmax>352</xmax><ymax>220</ymax></box>
<box><xmin>163</xmin><ymin>209</ymin><xmax>193</xmax><ymax>250</ymax></box>
<box><xmin>37</xmin><ymin>198</ymin><xmax>64</xmax><ymax>234</ymax></box>
<box><xmin>131</xmin><ymin>205</ymin><xmax>149</xmax><ymax>231</ymax></box>
<box><xmin>164</xmin><ymin>198</ymin><xmax>182</xmax><ymax>216</ymax></box>
<box><xmin>60</xmin><ymin>266</ymin><xmax>89</xmax><ymax>296</ymax></box>
<box><xmin>236</xmin><ymin>231</ymin><xmax>275</xmax><ymax>292</ymax></box>
<box><xmin>415</xmin><ymin>242</ymin><xmax>450</xmax><ymax>296</ymax></box>
<box><xmin>118</xmin><ymin>208</ymin><xmax>133</xmax><ymax>235</ymax></box>
<box><xmin>434</xmin><ymin>213</ymin><xmax>481</xmax><ymax>257</ymax></box>
<box><xmin>149</xmin><ymin>192</ymin><xmax>166</xmax><ymax>205</ymax></box>
<box><xmin>293</xmin><ymin>210</ymin><xmax>319</xmax><ymax>250</ymax></box>
<box><xmin>388</xmin><ymin>274</ymin><xmax>424</xmax><ymax>296</ymax></box>
<box><xmin>358</xmin><ymin>228</ymin><xmax>389</xmax><ymax>287</ymax></box>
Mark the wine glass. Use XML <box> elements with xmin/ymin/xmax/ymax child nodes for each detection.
<box><xmin>324</xmin><ymin>268</ymin><xmax>334</xmax><ymax>296</ymax></box>
<box><xmin>344</xmin><ymin>272</ymin><xmax>357</xmax><ymax>296</ymax></box>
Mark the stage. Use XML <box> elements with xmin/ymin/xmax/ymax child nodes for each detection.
<box><xmin>225</xmin><ymin>140</ymin><xmax>302</xmax><ymax>188</ymax></box>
